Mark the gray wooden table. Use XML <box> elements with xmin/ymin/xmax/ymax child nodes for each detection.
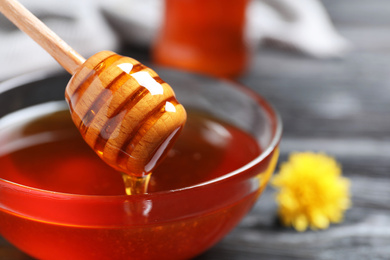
<box><xmin>1</xmin><ymin>0</ymin><xmax>390</xmax><ymax>259</ymax></box>
<box><xmin>197</xmin><ymin>1</ymin><xmax>390</xmax><ymax>259</ymax></box>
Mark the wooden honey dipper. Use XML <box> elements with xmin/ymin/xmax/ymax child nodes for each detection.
<box><xmin>0</xmin><ymin>0</ymin><xmax>187</xmax><ymax>182</ymax></box>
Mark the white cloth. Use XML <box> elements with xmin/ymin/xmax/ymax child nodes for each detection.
<box><xmin>246</xmin><ymin>0</ymin><xmax>350</xmax><ymax>58</ymax></box>
<box><xmin>0</xmin><ymin>0</ymin><xmax>119</xmax><ymax>81</ymax></box>
<box><xmin>0</xmin><ymin>0</ymin><xmax>349</xmax><ymax>81</ymax></box>
<box><xmin>101</xmin><ymin>0</ymin><xmax>350</xmax><ymax>58</ymax></box>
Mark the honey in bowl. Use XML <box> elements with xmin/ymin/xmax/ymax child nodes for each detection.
<box><xmin>0</xmin><ymin>71</ymin><xmax>281</xmax><ymax>260</ymax></box>
<box><xmin>0</xmin><ymin>103</ymin><xmax>260</xmax><ymax>195</ymax></box>
<box><xmin>0</xmin><ymin>102</ymin><xmax>263</xmax><ymax>259</ymax></box>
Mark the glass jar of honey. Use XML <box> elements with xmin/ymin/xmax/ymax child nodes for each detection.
<box><xmin>152</xmin><ymin>0</ymin><xmax>249</xmax><ymax>78</ymax></box>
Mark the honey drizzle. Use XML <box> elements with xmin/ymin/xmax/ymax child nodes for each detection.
<box><xmin>70</xmin><ymin>54</ymin><xmax>121</xmax><ymax>107</ymax></box>
<box><xmin>116</xmin><ymin>97</ymin><xmax>179</xmax><ymax>169</ymax></box>
<box><xmin>90</xmin><ymin>66</ymin><xmax>173</xmax><ymax>160</ymax></box>
<box><xmin>93</xmin><ymin>86</ymin><xmax>150</xmax><ymax>154</ymax></box>
<box><xmin>78</xmin><ymin>71</ymin><xmax>128</xmax><ymax>136</ymax></box>
<box><xmin>153</xmin><ymin>76</ymin><xmax>165</xmax><ymax>85</ymax></box>
<box><xmin>121</xmin><ymin>172</ymin><xmax>151</xmax><ymax>195</ymax></box>
<box><xmin>130</xmin><ymin>63</ymin><xmax>145</xmax><ymax>73</ymax></box>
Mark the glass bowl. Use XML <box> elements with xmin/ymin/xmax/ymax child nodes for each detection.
<box><xmin>0</xmin><ymin>69</ymin><xmax>282</xmax><ymax>260</ymax></box>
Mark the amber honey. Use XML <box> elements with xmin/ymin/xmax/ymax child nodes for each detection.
<box><xmin>0</xmin><ymin>102</ymin><xmax>265</xmax><ymax>259</ymax></box>
<box><xmin>152</xmin><ymin>0</ymin><xmax>249</xmax><ymax>78</ymax></box>
<box><xmin>0</xmin><ymin>102</ymin><xmax>260</xmax><ymax>194</ymax></box>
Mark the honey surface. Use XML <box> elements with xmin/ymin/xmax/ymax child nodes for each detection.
<box><xmin>0</xmin><ymin>103</ymin><xmax>261</xmax><ymax>194</ymax></box>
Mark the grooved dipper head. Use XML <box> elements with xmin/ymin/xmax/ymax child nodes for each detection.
<box><xmin>65</xmin><ymin>51</ymin><xmax>187</xmax><ymax>177</ymax></box>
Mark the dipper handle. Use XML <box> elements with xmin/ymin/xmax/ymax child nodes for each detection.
<box><xmin>0</xmin><ymin>0</ymin><xmax>85</xmax><ymax>74</ymax></box>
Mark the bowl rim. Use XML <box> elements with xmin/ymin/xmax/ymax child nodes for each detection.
<box><xmin>0</xmin><ymin>70</ymin><xmax>282</xmax><ymax>199</ymax></box>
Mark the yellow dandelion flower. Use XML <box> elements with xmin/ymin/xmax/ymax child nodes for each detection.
<box><xmin>272</xmin><ymin>152</ymin><xmax>351</xmax><ymax>232</ymax></box>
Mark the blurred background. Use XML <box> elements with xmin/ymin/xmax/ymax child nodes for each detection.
<box><xmin>1</xmin><ymin>0</ymin><xmax>390</xmax><ymax>259</ymax></box>
<box><xmin>0</xmin><ymin>0</ymin><xmax>353</xmax><ymax>81</ymax></box>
